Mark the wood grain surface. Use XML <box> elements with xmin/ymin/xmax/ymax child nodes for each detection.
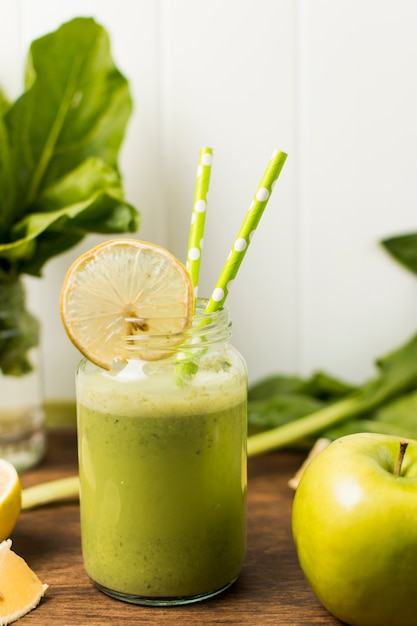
<box><xmin>13</xmin><ymin>430</ymin><xmax>342</xmax><ymax>626</ymax></box>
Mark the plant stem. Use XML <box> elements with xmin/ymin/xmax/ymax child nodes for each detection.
<box><xmin>247</xmin><ymin>396</ymin><xmax>363</xmax><ymax>457</ymax></box>
<box><xmin>21</xmin><ymin>475</ymin><xmax>79</xmax><ymax>510</ymax></box>
<box><xmin>247</xmin><ymin>331</ymin><xmax>417</xmax><ymax>457</ymax></box>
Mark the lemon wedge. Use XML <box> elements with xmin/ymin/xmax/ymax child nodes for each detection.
<box><xmin>0</xmin><ymin>539</ymin><xmax>48</xmax><ymax>625</ymax></box>
<box><xmin>60</xmin><ymin>238</ymin><xmax>194</xmax><ymax>369</ymax></box>
<box><xmin>0</xmin><ymin>459</ymin><xmax>21</xmax><ymax>542</ymax></box>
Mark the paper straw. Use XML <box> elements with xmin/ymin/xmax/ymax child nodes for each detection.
<box><xmin>186</xmin><ymin>147</ymin><xmax>213</xmax><ymax>297</ymax></box>
<box><xmin>205</xmin><ymin>149</ymin><xmax>287</xmax><ymax>313</ymax></box>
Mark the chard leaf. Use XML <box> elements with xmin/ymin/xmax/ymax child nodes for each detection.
<box><xmin>248</xmin><ymin>370</ymin><xmax>357</xmax><ymax>432</ymax></box>
<box><xmin>358</xmin><ymin>332</ymin><xmax>417</xmax><ymax>408</ymax></box>
<box><xmin>248</xmin><ymin>375</ymin><xmax>307</xmax><ymax>401</ymax></box>
<box><xmin>248</xmin><ymin>332</ymin><xmax>417</xmax><ymax>455</ymax></box>
<box><xmin>374</xmin><ymin>389</ymin><xmax>417</xmax><ymax>436</ymax></box>
<box><xmin>17</xmin><ymin>195</ymin><xmax>138</xmax><ymax>277</ymax></box>
<box><xmin>297</xmin><ymin>371</ymin><xmax>357</xmax><ymax>401</ymax></box>
<box><xmin>6</xmin><ymin>17</ymin><xmax>132</xmax><ymax>212</ymax></box>
<box><xmin>381</xmin><ymin>232</ymin><xmax>417</xmax><ymax>276</ymax></box>
<box><xmin>247</xmin><ymin>229</ymin><xmax>417</xmax><ymax>453</ymax></box>
<box><xmin>32</xmin><ymin>156</ymin><xmax>127</xmax><ymax>211</ymax></box>
<box><xmin>323</xmin><ymin>392</ymin><xmax>417</xmax><ymax>441</ymax></box>
<box><xmin>0</xmin><ymin>95</ymin><xmax>14</xmax><ymax>237</ymax></box>
<box><xmin>0</xmin><ymin>157</ymin><xmax>139</xmax><ymax>274</ymax></box>
<box><xmin>0</xmin><ymin>90</ymin><xmax>9</xmax><ymax>111</ymax></box>
<box><xmin>249</xmin><ymin>371</ymin><xmax>356</xmax><ymax>404</ymax></box>
<box><xmin>248</xmin><ymin>394</ymin><xmax>325</xmax><ymax>432</ymax></box>
<box><xmin>0</xmin><ymin>17</ymin><xmax>138</xmax><ymax>277</ymax></box>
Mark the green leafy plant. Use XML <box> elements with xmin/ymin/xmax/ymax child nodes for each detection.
<box><xmin>381</xmin><ymin>231</ymin><xmax>417</xmax><ymax>275</ymax></box>
<box><xmin>0</xmin><ymin>17</ymin><xmax>140</xmax><ymax>375</ymax></box>
<box><xmin>247</xmin><ymin>232</ymin><xmax>417</xmax><ymax>456</ymax></box>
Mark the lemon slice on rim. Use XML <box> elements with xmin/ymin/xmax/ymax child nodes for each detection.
<box><xmin>60</xmin><ymin>238</ymin><xmax>195</xmax><ymax>369</ymax></box>
<box><xmin>0</xmin><ymin>459</ymin><xmax>21</xmax><ymax>542</ymax></box>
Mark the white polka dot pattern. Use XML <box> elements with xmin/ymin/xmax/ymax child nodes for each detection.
<box><xmin>186</xmin><ymin>147</ymin><xmax>213</xmax><ymax>297</ymax></box>
<box><xmin>205</xmin><ymin>149</ymin><xmax>288</xmax><ymax>313</ymax></box>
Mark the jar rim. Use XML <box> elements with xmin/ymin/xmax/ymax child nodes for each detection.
<box><xmin>116</xmin><ymin>299</ymin><xmax>231</xmax><ymax>360</ymax></box>
<box><xmin>122</xmin><ymin>299</ymin><xmax>228</xmax><ymax>337</ymax></box>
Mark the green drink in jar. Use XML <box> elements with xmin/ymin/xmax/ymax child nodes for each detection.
<box><xmin>61</xmin><ymin>240</ymin><xmax>247</xmax><ymax>606</ymax></box>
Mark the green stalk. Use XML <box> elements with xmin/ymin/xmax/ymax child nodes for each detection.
<box><xmin>247</xmin><ymin>396</ymin><xmax>360</xmax><ymax>457</ymax></box>
<box><xmin>248</xmin><ymin>332</ymin><xmax>417</xmax><ymax>457</ymax></box>
<box><xmin>0</xmin><ymin>278</ymin><xmax>40</xmax><ymax>375</ymax></box>
<box><xmin>21</xmin><ymin>476</ymin><xmax>79</xmax><ymax>510</ymax></box>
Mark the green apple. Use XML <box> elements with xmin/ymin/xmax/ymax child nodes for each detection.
<box><xmin>292</xmin><ymin>432</ymin><xmax>417</xmax><ymax>626</ymax></box>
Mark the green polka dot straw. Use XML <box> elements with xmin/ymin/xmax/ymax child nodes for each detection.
<box><xmin>205</xmin><ymin>149</ymin><xmax>287</xmax><ymax>314</ymax></box>
<box><xmin>186</xmin><ymin>147</ymin><xmax>213</xmax><ymax>297</ymax></box>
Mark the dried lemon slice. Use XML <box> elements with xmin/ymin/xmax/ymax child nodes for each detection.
<box><xmin>60</xmin><ymin>238</ymin><xmax>194</xmax><ymax>369</ymax></box>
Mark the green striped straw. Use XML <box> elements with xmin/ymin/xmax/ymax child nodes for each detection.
<box><xmin>186</xmin><ymin>147</ymin><xmax>213</xmax><ymax>297</ymax></box>
<box><xmin>205</xmin><ymin>149</ymin><xmax>287</xmax><ymax>313</ymax></box>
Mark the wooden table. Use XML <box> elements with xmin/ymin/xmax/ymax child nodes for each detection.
<box><xmin>14</xmin><ymin>430</ymin><xmax>341</xmax><ymax>625</ymax></box>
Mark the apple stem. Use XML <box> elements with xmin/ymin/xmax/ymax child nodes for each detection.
<box><xmin>394</xmin><ymin>441</ymin><xmax>408</xmax><ymax>477</ymax></box>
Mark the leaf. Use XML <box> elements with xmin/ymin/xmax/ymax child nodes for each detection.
<box><xmin>5</xmin><ymin>17</ymin><xmax>132</xmax><ymax>215</ymax></box>
<box><xmin>0</xmin><ymin>17</ymin><xmax>138</xmax><ymax>277</ymax></box>
<box><xmin>248</xmin><ymin>331</ymin><xmax>417</xmax><ymax>455</ymax></box>
<box><xmin>0</xmin><ymin>197</ymin><xmax>140</xmax><ymax>276</ymax></box>
<box><xmin>18</xmin><ymin>196</ymin><xmax>139</xmax><ymax>277</ymax></box>
<box><xmin>298</xmin><ymin>371</ymin><xmax>357</xmax><ymax>401</ymax></box>
<box><xmin>32</xmin><ymin>156</ymin><xmax>126</xmax><ymax>210</ymax></box>
<box><xmin>0</xmin><ymin>158</ymin><xmax>139</xmax><ymax>275</ymax></box>
<box><xmin>381</xmin><ymin>232</ymin><xmax>417</xmax><ymax>276</ymax></box>
<box><xmin>249</xmin><ymin>371</ymin><xmax>356</xmax><ymax>404</ymax></box>
<box><xmin>358</xmin><ymin>332</ymin><xmax>417</xmax><ymax>408</ymax></box>
<box><xmin>3</xmin><ymin>196</ymin><xmax>137</xmax><ymax>277</ymax></box>
<box><xmin>0</xmin><ymin>18</ymin><xmax>139</xmax><ymax>375</ymax></box>
<box><xmin>323</xmin><ymin>391</ymin><xmax>417</xmax><ymax>441</ymax></box>
<box><xmin>248</xmin><ymin>375</ymin><xmax>307</xmax><ymax>402</ymax></box>
<box><xmin>374</xmin><ymin>390</ymin><xmax>417</xmax><ymax>436</ymax></box>
<box><xmin>247</xmin><ymin>370</ymin><xmax>357</xmax><ymax>436</ymax></box>
<box><xmin>0</xmin><ymin>96</ymin><xmax>15</xmax><ymax>237</ymax></box>
<box><xmin>248</xmin><ymin>370</ymin><xmax>357</xmax><ymax>432</ymax></box>
<box><xmin>248</xmin><ymin>394</ymin><xmax>325</xmax><ymax>431</ymax></box>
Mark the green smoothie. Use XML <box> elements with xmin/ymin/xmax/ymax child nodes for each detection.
<box><xmin>77</xmin><ymin>357</ymin><xmax>247</xmax><ymax>602</ymax></box>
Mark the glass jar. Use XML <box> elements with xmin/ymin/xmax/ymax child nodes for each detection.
<box><xmin>76</xmin><ymin>300</ymin><xmax>247</xmax><ymax>606</ymax></box>
<box><xmin>0</xmin><ymin>278</ymin><xmax>46</xmax><ymax>471</ymax></box>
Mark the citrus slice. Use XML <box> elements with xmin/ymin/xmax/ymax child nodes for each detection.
<box><xmin>0</xmin><ymin>460</ymin><xmax>21</xmax><ymax>542</ymax></box>
<box><xmin>0</xmin><ymin>539</ymin><xmax>48</xmax><ymax>625</ymax></box>
<box><xmin>60</xmin><ymin>238</ymin><xmax>195</xmax><ymax>368</ymax></box>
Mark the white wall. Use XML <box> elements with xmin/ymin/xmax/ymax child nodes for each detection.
<box><xmin>1</xmin><ymin>0</ymin><xmax>416</xmax><ymax>399</ymax></box>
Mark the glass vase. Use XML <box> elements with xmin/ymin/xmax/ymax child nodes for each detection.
<box><xmin>0</xmin><ymin>277</ymin><xmax>47</xmax><ymax>471</ymax></box>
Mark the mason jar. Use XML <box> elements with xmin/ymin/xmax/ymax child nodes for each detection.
<box><xmin>76</xmin><ymin>299</ymin><xmax>247</xmax><ymax>606</ymax></box>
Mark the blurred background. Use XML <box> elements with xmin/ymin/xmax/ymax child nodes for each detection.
<box><xmin>1</xmin><ymin>0</ymin><xmax>416</xmax><ymax>400</ymax></box>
